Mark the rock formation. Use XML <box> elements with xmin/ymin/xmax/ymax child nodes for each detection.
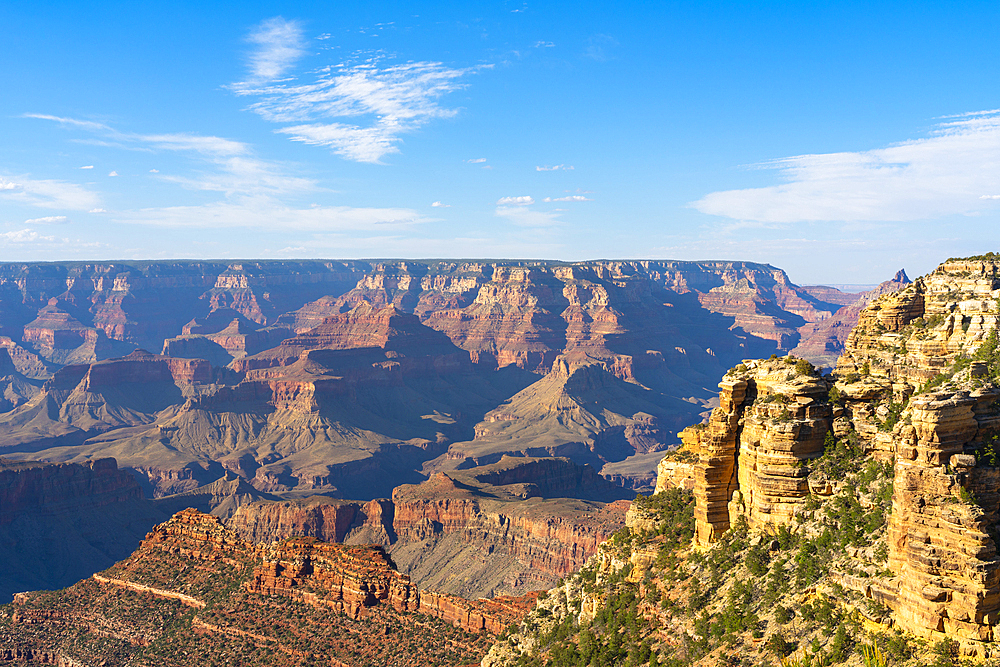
<box><xmin>654</xmin><ymin>255</ymin><xmax>1000</xmax><ymax>656</ymax></box>
<box><xmin>667</xmin><ymin>357</ymin><xmax>832</xmax><ymax>545</ymax></box>
<box><xmin>162</xmin><ymin>308</ymin><xmax>293</xmax><ymax>366</ymax></box>
<box><xmin>0</xmin><ymin>508</ymin><xmax>538</xmax><ymax>665</ymax></box>
<box><xmin>226</xmin><ymin>456</ymin><xmax>630</xmax><ymax>599</ymax></box>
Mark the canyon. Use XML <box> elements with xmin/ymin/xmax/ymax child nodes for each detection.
<box><xmin>0</xmin><ymin>259</ymin><xmax>896</xmax><ymax>502</ymax></box>
<box><xmin>0</xmin><ymin>257</ymin><xmax>923</xmax><ymax>666</ymax></box>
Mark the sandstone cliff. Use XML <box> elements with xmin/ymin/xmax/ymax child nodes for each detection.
<box><xmin>647</xmin><ymin>254</ymin><xmax>1000</xmax><ymax>657</ymax></box>
<box><xmin>658</xmin><ymin>357</ymin><xmax>832</xmax><ymax>545</ymax></box>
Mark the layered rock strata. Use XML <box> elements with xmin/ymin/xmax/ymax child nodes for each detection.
<box><xmin>130</xmin><ymin>508</ymin><xmax>536</xmax><ymax>634</ymax></box>
<box><xmin>658</xmin><ymin>256</ymin><xmax>1000</xmax><ymax>653</ymax></box>
<box><xmin>225</xmin><ymin>457</ymin><xmax>630</xmax><ymax>598</ymax></box>
<box><xmin>674</xmin><ymin>358</ymin><xmax>832</xmax><ymax>545</ymax></box>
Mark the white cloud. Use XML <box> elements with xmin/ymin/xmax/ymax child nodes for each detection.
<box><xmin>277</xmin><ymin>120</ymin><xmax>403</xmax><ymax>163</ymax></box>
<box><xmin>536</xmin><ymin>164</ymin><xmax>574</xmax><ymax>171</ymax></box>
<box><xmin>981</xmin><ymin>195</ymin><xmax>1000</xmax><ymax>200</ymax></box>
<box><xmin>544</xmin><ymin>195</ymin><xmax>592</xmax><ymax>202</ymax></box>
<box><xmin>79</xmin><ymin>165</ymin><xmax>94</xmax><ymax>169</ymax></box>
<box><xmin>534</xmin><ymin>41</ymin><xmax>555</xmax><ymax>48</ymax></box>
<box><xmin>497</xmin><ymin>195</ymin><xmax>534</xmax><ymax>206</ymax></box>
<box><xmin>139</xmin><ymin>133</ymin><xmax>246</xmax><ymax>156</ymax></box>
<box><xmin>466</xmin><ymin>158</ymin><xmax>487</xmax><ymax>163</ymax></box>
<box><xmin>156</xmin><ymin>156</ymin><xmax>315</xmax><ymax>197</ymax></box>
<box><xmin>89</xmin><ymin>208</ymin><xmax>106</xmax><ymax>213</ymax></box>
<box><xmin>692</xmin><ymin>109</ymin><xmax>1000</xmax><ymax>223</ymax></box>
<box><xmin>29</xmin><ymin>115</ymin><xmax>310</xmax><ymax>198</ymax></box>
<box><xmin>0</xmin><ymin>175</ymin><xmax>100</xmax><ymax>210</ymax></box>
<box><xmin>495</xmin><ymin>205</ymin><xmax>562</xmax><ymax>227</ymax></box>
<box><xmin>24</xmin><ymin>216</ymin><xmax>67</xmax><ymax>224</ymax></box>
<box><xmin>431</xmin><ymin>201</ymin><xmax>450</xmax><ymax>207</ymax></box>
<box><xmin>0</xmin><ymin>229</ymin><xmax>61</xmax><ymax>244</ymax></box>
<box><xmin>243</xmin><ymin>17</ymin><xmax>307</xmax><ymax>84</ymax></box>
<box><xmin>23</xmin><ymin>114</ymin><xmax>111</xmax><ymax>132</ymax></box>
<box><xmin>232</xmin><ymin>44</ymin><xmax>483</xmax><ymax>163</ymax></box>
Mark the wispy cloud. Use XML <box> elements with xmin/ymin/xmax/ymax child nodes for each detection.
<box><xmin>243</xmin><ymin>17</ymin><xmax>307</xmax><ymax>84</ymax></box>
<box><xmin>466</xmin><ymin>158</ymin><xmax>487</xmax><ymax>163</ymax></box>
<box><xmin>534</xmin><ymin>41</ymin><xmax>555</xmax><ymax>48</ymax></box>
<box><xmin>25</xmin><ymin>215</ymin><xmax>68</xmax><ymax>224</ymax></box>
<box><xmin>79</xmin><ymin>165</ymin><xmax>94</xmax><ymax>170</ymax></box>
<box><xmin>981</xmin><ymin>194</ymin><xmax>1000</xmax><ymax>200</ymax></box>
<box><xmin>431</xmin><ymin>201</ymin><xmax>450</xmax><ymax>207</ymax></box>
<box><xmin>497</xmin><ymin>195</ymin><xmax>534</xmax><ymax>206</ymax></box>
<box><xmin>29</xmin><ymin>115</ymin><xmax>311</xmax><ymax>198</ymax></box>
<box><xmin>89</xmin><ymin>208</ymin><xmax>106</xmax><ymax>213</ymax></box>
<box><xmin>693</xmin><ymin>110</ymin><xmax>1000</xmax><ymax>223</ymax></box>
<box><xmin>0</xmin><ymin>174</ymin><xmax>100</xmax><ymax>210</ymax></box>
<box><xmin>536</xmin><ymin>164</ymin><xmax>574</xmax><ymax>171</ymax></box>
<box><xmin>230</xmin><ymin>20</ymin><xmax>484</xmax><ymax>163</ymax></box>
<box><xmin>118</xmin><ymin>199</ymin><xmax>428</xmax><ymax>231</ymax></box>
<box><xmin>584</xmin><ymin>34</ymin><xmax>618</xmax><ymax>61</ymax></box>
<box><xmin>544</xmin><ymin>195</ymin><xmax>592</xmax><ymax>202</ymax></box>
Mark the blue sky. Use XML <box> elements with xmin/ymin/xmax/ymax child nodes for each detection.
<box><xmin>2</xmin><ymin>1</ymin><xmax>1000</xmax><ymax>284</ymax></box>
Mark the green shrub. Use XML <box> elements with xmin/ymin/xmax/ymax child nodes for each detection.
<box><xmin>766</xmin><ymin>632</ymin><xmax>794</xmax><ymax>657</ymax></box>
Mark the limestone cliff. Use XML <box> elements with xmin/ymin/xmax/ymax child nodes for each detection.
<box><xmin>664</xmin><ymin>357</ymin><xmax>832</xmax><ymax>545</ymax></box>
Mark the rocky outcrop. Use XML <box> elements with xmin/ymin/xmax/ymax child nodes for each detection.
<box><xmin>122</xmin><ymin>508</ymin><xmax>537</xmax><ymax>635</ymax></box>
<box><xmin>657</xmin><ymin>357</ymin><xmax>832</xmax><ymax>545</ymax></box>
<box><xmin>228</xmin><ymin>497</ymin><xmax>394</xmax><ymax>545</ymax></box>
<box><xmin>233</xmin><ymin>302</ymin><xmax>467</xmax><ymax>373</ymax></box>
<box><xmin>162</xmin><ymin>308</ymin><xmax>293</xmax><ymax>366</ymax></box>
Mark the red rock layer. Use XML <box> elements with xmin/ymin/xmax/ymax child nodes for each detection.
<box><xmin>145</xmin><ymin>509</ymin><xmax>535</xmax><ymax>635</ymax></box>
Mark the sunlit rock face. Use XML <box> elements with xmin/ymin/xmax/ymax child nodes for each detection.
<box><xmin>659</xmin><ymin>255</ymin><xmax>1000</xmax><ymax>654</ymax></box>
<box><xmin>673</xmin><ymin>357</ymin><xmax>831</xmax><ymax>545</ymax></box>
